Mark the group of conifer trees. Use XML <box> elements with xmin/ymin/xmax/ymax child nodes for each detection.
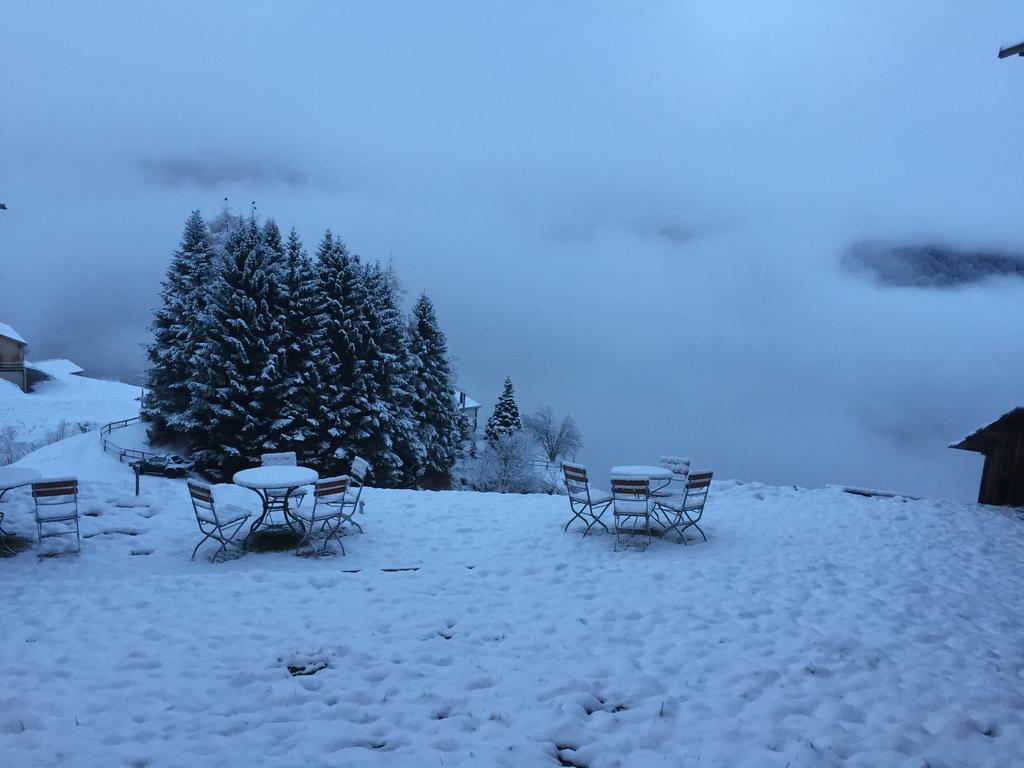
<box><xmin>144</xmin><ymin>209</ymin><xmax>464</xmax><ymax>486</ymax></box>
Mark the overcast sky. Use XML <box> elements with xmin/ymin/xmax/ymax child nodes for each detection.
<box><xmin>3</xmin><ymin>2</ymin><xmax>1024</xmax><ymax>501</ymax></box>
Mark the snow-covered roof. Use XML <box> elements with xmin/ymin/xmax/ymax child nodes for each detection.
<box><xmin>0</xmin><ymin>322</ymin><xmax>26</xmax><ymax>346</ymax></box>
<box><xmin>454</xmin><ymin>391</ymin><xmax>480</xmax><ymax>410</ymax></box>
<box><xmin>29</xmin><ymin>358</ymin><xmax>85</xmax><ymax>378</ymax></box>
<box><xmin>950</xmin><ymin>406</ymin><xmax>1024</xmax><ymax>452</ymax></box>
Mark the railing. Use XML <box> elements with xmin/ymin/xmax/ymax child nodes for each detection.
<box><xmin>99</xmin><ymin>416</ymin><xmax>163</xmax><ymax>464</ymax></box>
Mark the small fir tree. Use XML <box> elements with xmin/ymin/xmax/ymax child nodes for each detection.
<box><xmin>408</xmin><ymin>293</ymin><xmax>462</xmax><ymax>488</ymax></box>
<box><xmin>188</xmin><ymin>218</ymin><xmax>290</xmax><ymax>478</ymax></box>
<box><xmin>485</xmin><ymin>376</ymin><xmax>522</xmax><ymax>443</ymax></box>
<box><xmin>276</xmin><ymin>227</ymin><xmax>331</xmax><ymax>464</ymax></box>
<box><xmin>143</xmin><ymin>210</ymin><xmax>214</xmax><ymax>442</ymax></box>
<box><xmin>315</xmin><ymin>231</ymin><xmax>367</xmax><ymax>470</ymax></box>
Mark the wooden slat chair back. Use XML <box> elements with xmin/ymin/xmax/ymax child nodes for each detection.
<box><xmin>261</xmin><ymin>452</ymin><xmax>298</xmax><ymax>467</ymax></box>
<box><xmin>188</xmin><ymin>481</ymin><xmax>251</xmax><ymax>562</ymax></box>
<box><xmin>338</xmin><ymin>457</ymin><xmax>371</xmax><ymax>534</ymax></box>
<box><xmin>650</xmin><ymin>470</ymin><xmax>714</xmax><ymax>544</ymax></box>
<box><xmin>291</xmin><ymin>475</ymin><xmax>351</xmax><ymax>557</ymax></box>
<box><xmin>561</xmin><ymin>462</ymin><xmax>611</xmax><ymax>536</ymax></box>
<box><xmin>654</xmin><ymin>455</ymin><xmax>691</xmax><ymax>496</ymax></box>
<box><xmin>31</xmin><ymin>478</ymin><xmax>81</xmax><ymax>554</ymax></box>
<box><xmin>260</xmin><ymin>451</ymin><xmax>308</xmax><ymax>512</ymax></box>
<box><xmin>610</xmin><ymin>476</ymin><xmax>653</xmax><ymax>550</ymax></box>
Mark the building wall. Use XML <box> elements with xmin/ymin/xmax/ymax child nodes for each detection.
<box><xmin>0</xmin><ymin>368</ymin><xmax>26</xmax><ymax>392</ymax></box>
<box><xmin>979</xmin><ymin>433</ymin><xmax>1024</xmax><ymax>506</ymax></box>
<box><xmin>0</xmin><ymin>337</ymin><xmax>25</xmax><ymax>364</ymax></box>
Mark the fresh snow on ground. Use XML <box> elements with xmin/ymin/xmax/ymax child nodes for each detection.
<box><xmin>0</xmin><ymin>360</ymin><xmax>142</xmax><ymax>447</ymax></box>
<box><xmin>2</xmin><ymin>431</ymin><xmax>1023</xmax><ymax>767</ymax></box>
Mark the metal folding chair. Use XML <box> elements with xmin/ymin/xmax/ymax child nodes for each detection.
<box><xmin>261</xmin><ymin>451</ymin><xmax>308</xmax><ymax>515</ymax></box>
<box><xmin>31</xmin><ymin>478</ymin><xmax>81</xmax><ymax>555</ymax></box>
<box><xmin>561</xmin><ymin>462</ymin><xmax>611</xmax><ymax>535</ymax></box>
<box><xmin>651</xmin><ymin>456</ymin><xmax>691</xmax><ymax>497</ymax></box>
<box><xmin>188</xmin><ymin>481</ymin><xmax>251</xmax><ymax>562</ymax></box>
<box><xmin>291</xmin><ymin>475</ymin><xmax>350</xmax><ymax>557</ymax></box>
<box><xmin>611</xmin><ymin>476</ymin><xmax>652</xmax><ymax>550</ymax></box>
<box><xmin>338</xmin><ymin>456</ymin><xmax>370</xmax><ymax>533</ymax></box>
<box><xmin>650</xmin><ymin>470</ymin><xmax>713</xmax><ymax>544</ymax></box>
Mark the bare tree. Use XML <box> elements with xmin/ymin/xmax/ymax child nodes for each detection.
<box><xmin>523</xmin><ymin>406</ymin><xmax>583</xmax><ymax>463</ymax></box>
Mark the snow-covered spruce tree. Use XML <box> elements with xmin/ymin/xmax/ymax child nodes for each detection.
<box><xmin>315</xmin><ymin>231</ymin><xmax>366</xmax><ymax>472</ymax></box>
<box><xmin>348</xmin><ymin>262</ymin><xmax>424</xmax><ymax>487</ymax></box>
<box><xmin>485</xmin><ymin>376</ymin><xmax>522</xmax><ymax>443</ymax></box>
<box><xmin>143</xmin><ymin>210</ymin><xmax>215</xmax><ymax>442</ymax></box>
<box><xmin>407</xmin><ymin>293</ymin><xmax>462</xmax><ymax>489</ymax></box>
<box><xmin>276</xmin><ymin>227</ymin><xmax>332</xmax><ymax>465</ymax></box>
<box><xmin>188</xmin><ymin>218</ymin><xmax>290</xmax><ymax>479</ymax></box>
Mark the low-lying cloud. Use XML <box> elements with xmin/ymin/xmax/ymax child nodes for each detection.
<box><xmin>139</xmin><ymin>154</ymin><xmax>315</xmax><ymax>189</ymax></box>
<box><xmin>843</xmin><ymin>241</ymin><xmax>1024</xmax><ymax>287</ymax></box>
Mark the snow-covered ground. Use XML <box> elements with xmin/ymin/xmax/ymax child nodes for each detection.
<box><xmin>0</xmin><ymin>359</ymin><xmax>142</xmax><ymax>452</ymax></box>
<box><xmin>2</xmin><ymin>430</ymin><xmax>1023</xmax><ymax>767</ymax></box>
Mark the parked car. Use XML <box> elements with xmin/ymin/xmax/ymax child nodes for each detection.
<box><xmin>130</xmin><ymin>455</ymin><xmax>195</xmax><ymax>478</ymax></box>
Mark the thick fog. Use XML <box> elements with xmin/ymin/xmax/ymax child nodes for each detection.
<box><xmin>3</xmin><ymin>2</ymin><xmax>1024</xmax><ymax>501</ymax></box>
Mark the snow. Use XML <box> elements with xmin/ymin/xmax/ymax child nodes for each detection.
<box><xmin>0</xmin><ymin>361</ymin><xmax>142</xmax><ymax>449</ymax></box>
<box><xmin>2</xmin><ymin>432</ymin><xmax>1024</xmax><ymax>766</ymax></box>
<box><xmin>0</xmin><ymin>321</ymin><xmax>27</xmax><ymax>345</ymax></box>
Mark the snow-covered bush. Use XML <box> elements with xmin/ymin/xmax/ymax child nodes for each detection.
<box><xmin>474</xmin><ymin>432</ymin><xmax>539</xmax><ymax>493</ymax></box>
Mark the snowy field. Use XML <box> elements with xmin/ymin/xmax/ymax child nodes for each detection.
<box><xmin>0</xmin><ymin>359</ymin><xmax>142</xmax><ymax>448</ymax></box>
<box><xmin>2</xmin><ymin>433</ymin><xmax>1023</xmax><ymax>767</ymax></box>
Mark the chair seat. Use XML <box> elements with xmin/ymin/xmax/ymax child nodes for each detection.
<box><xmin>290</xmin><ymin>505</ymin><xmax>341</xmax><ymax>524</ymax></box>
<box><xmin>572</xmin><ymin>489</ymin><xmax>611</xmax><ymax>505</ymax></box>
<box><xmin>613</xmin><ymin>501</ymin><xmax>649</xmax><ymax>515</ymax></box>
<box><xmin>197</xmin><ymin>504</ymin><xmax>250</xmax><ymax>526</ymax></box>
<box><xmin>652</xmin><ymin>495</ymin><xmax>702</xmax><ymax>513</ymax></box>
<box><xmin>35</xmin><ymin>506</ymin><xmax>79</xmax><ymax>522</ymax></box>
<box><xmin>266</xmin><ymin>486</ymin><xmax>308</xmax><ymax>498</ymax></box>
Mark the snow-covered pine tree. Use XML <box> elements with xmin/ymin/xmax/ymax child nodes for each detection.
<box><xmin>315</xmin><ymin>231</ymin><xmax>367</xmax><ymax>472</ymax></box>
<box><xmin>408</xmin><ymin>293</ymin><xmax>462</xmax><ymax>488</ymax></box>
<box><xmin>350</xmin><ymin>262</ymin><xmax>424</xmax><ymax>487</ymax></box>
<box><xmin>276</xmin><ymin>227</ymin><xmax>331</xmax><ymax>464</ymax></box>
<box><xmin>143</xmin><ymin>210</ymin><xmax>215</xmax><ymax>442</ymax></box>
<box><xmin>188</xmin><ymin>217</ymin><xmax>290</xmax><ymax>479</ymax></box>
<box><xmin>485</xmin><ymin>376</ymin><xmax>522</xmax><ymax>443</ymax></box>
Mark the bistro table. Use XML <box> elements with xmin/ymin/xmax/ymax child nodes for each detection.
<box><xmin>0</xmin><ymin>467</ymin><xmax>41</xmax><ymax>554</ymax></box>
<box><xmin>0</xmin><ymin>467</ymin><xmax>41</xmax><ymax>503</ymax></box>
<box><xmin>610</xmin><ymin>465</ymin><xmax>673</xmax><ymax>494</ymax></box>
<box><xmin>232</xmin><ymin>465</ymin><xmax>319</xmax><ymax>541</ymax></box>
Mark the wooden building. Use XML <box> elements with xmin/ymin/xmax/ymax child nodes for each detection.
<box><xmin>951</xmin><ymin>408</ymin><xmax>1024</xmax><ymax>506</ymax></box>
<box><xmin>0</xmin><ymin>322</ymin><xmax>27</xmax><ymax>392</ymax></box>
<box><xmin>455</xmin><ymin>391</ymin><xmax>481</xmax><ymax>433</ymax></box>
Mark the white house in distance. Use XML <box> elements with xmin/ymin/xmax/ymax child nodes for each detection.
<box><xmin>455</xmin><ymin>391</ymin><xmax>481</xmax><ymax>433</ymax></box>
<box><xmin>0</xmin><ymin>322</ymin><xmax>28</xmax><ymax>392</ymax></box>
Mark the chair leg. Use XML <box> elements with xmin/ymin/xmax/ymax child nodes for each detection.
<box><xmin>192</xmin><ymin>530</ymin><xmax>214</xmax><ymax>560</ymax></box>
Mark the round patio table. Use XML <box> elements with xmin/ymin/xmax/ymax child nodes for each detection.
<box><xmin>233</xmin><ymin>465</ymin><xmax>318</xmax><ymax>540</ymax></box>
<box><xmin>0</xmin><ymin>467</ymin><xmax>42</xmax><ymax>502</ymax></box>
<box><xmin>610</xmin><ymin>465</ymin><xmax>673</xmax><ymax>492</ymax></box>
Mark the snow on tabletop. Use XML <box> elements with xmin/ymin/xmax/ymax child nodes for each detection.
<box><xmin>233</xmin><ymin>465</ymin><xmax>319</xmax><ymax>488</ymax></box>
<box><xmin>1</xmin><ymin>438</ymin><xmax>1024</xmax><ymax>766</ymax></box>
<box><xmin>0</xmin><ymin>321</ymin><xmax>27</xmax><ymax>345</ymax></box>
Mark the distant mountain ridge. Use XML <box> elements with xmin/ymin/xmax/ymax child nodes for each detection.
<box><xmin>843</xmin><ymin>241</ymin><xmax>1024</xmax><ymax>287</ymax></box>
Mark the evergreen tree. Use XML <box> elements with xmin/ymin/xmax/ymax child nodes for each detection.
<box><xmin>351</xmin><ymin>262</ymin><xmax>424</xmax><ymax>487</ymax></box>
<box><xmin>315</xmin><ymin>231</ymin><xmax>366</xmax><ymax>471</ymax></box>
<box><xmin>276</xmin><ymin>227</ymin><xmax>331</xmax><ymax>464</ymax></box>
<box><xmin>143</xmin><ymin>210</ymin><xmax>214</xmax><ymax>442</ymax></box>
<box><xmin>188</xmin><ymin>218</ymin><xmax>290</xmax><ymax>479</ymax></box>
<box><xmin>485</xmin><ymin>376</ymin><xmax>522</xmax><ymax>443</ymax></box>
<box><xmin>408</xmin><ymin>293</ymin><xmax>462</xmax><ymax>488</ymax></box>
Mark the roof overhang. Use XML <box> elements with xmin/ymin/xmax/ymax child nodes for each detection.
<box><xmin>950</xmin><ymin>406</ymin><xmax>1024</xmax><ymax>453</ymax></box>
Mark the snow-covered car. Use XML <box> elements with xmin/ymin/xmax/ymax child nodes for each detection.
<box><xmin>130</xmin><ymin>455</ymin><xmax>195</xmax><ymax>478</ymax></box>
